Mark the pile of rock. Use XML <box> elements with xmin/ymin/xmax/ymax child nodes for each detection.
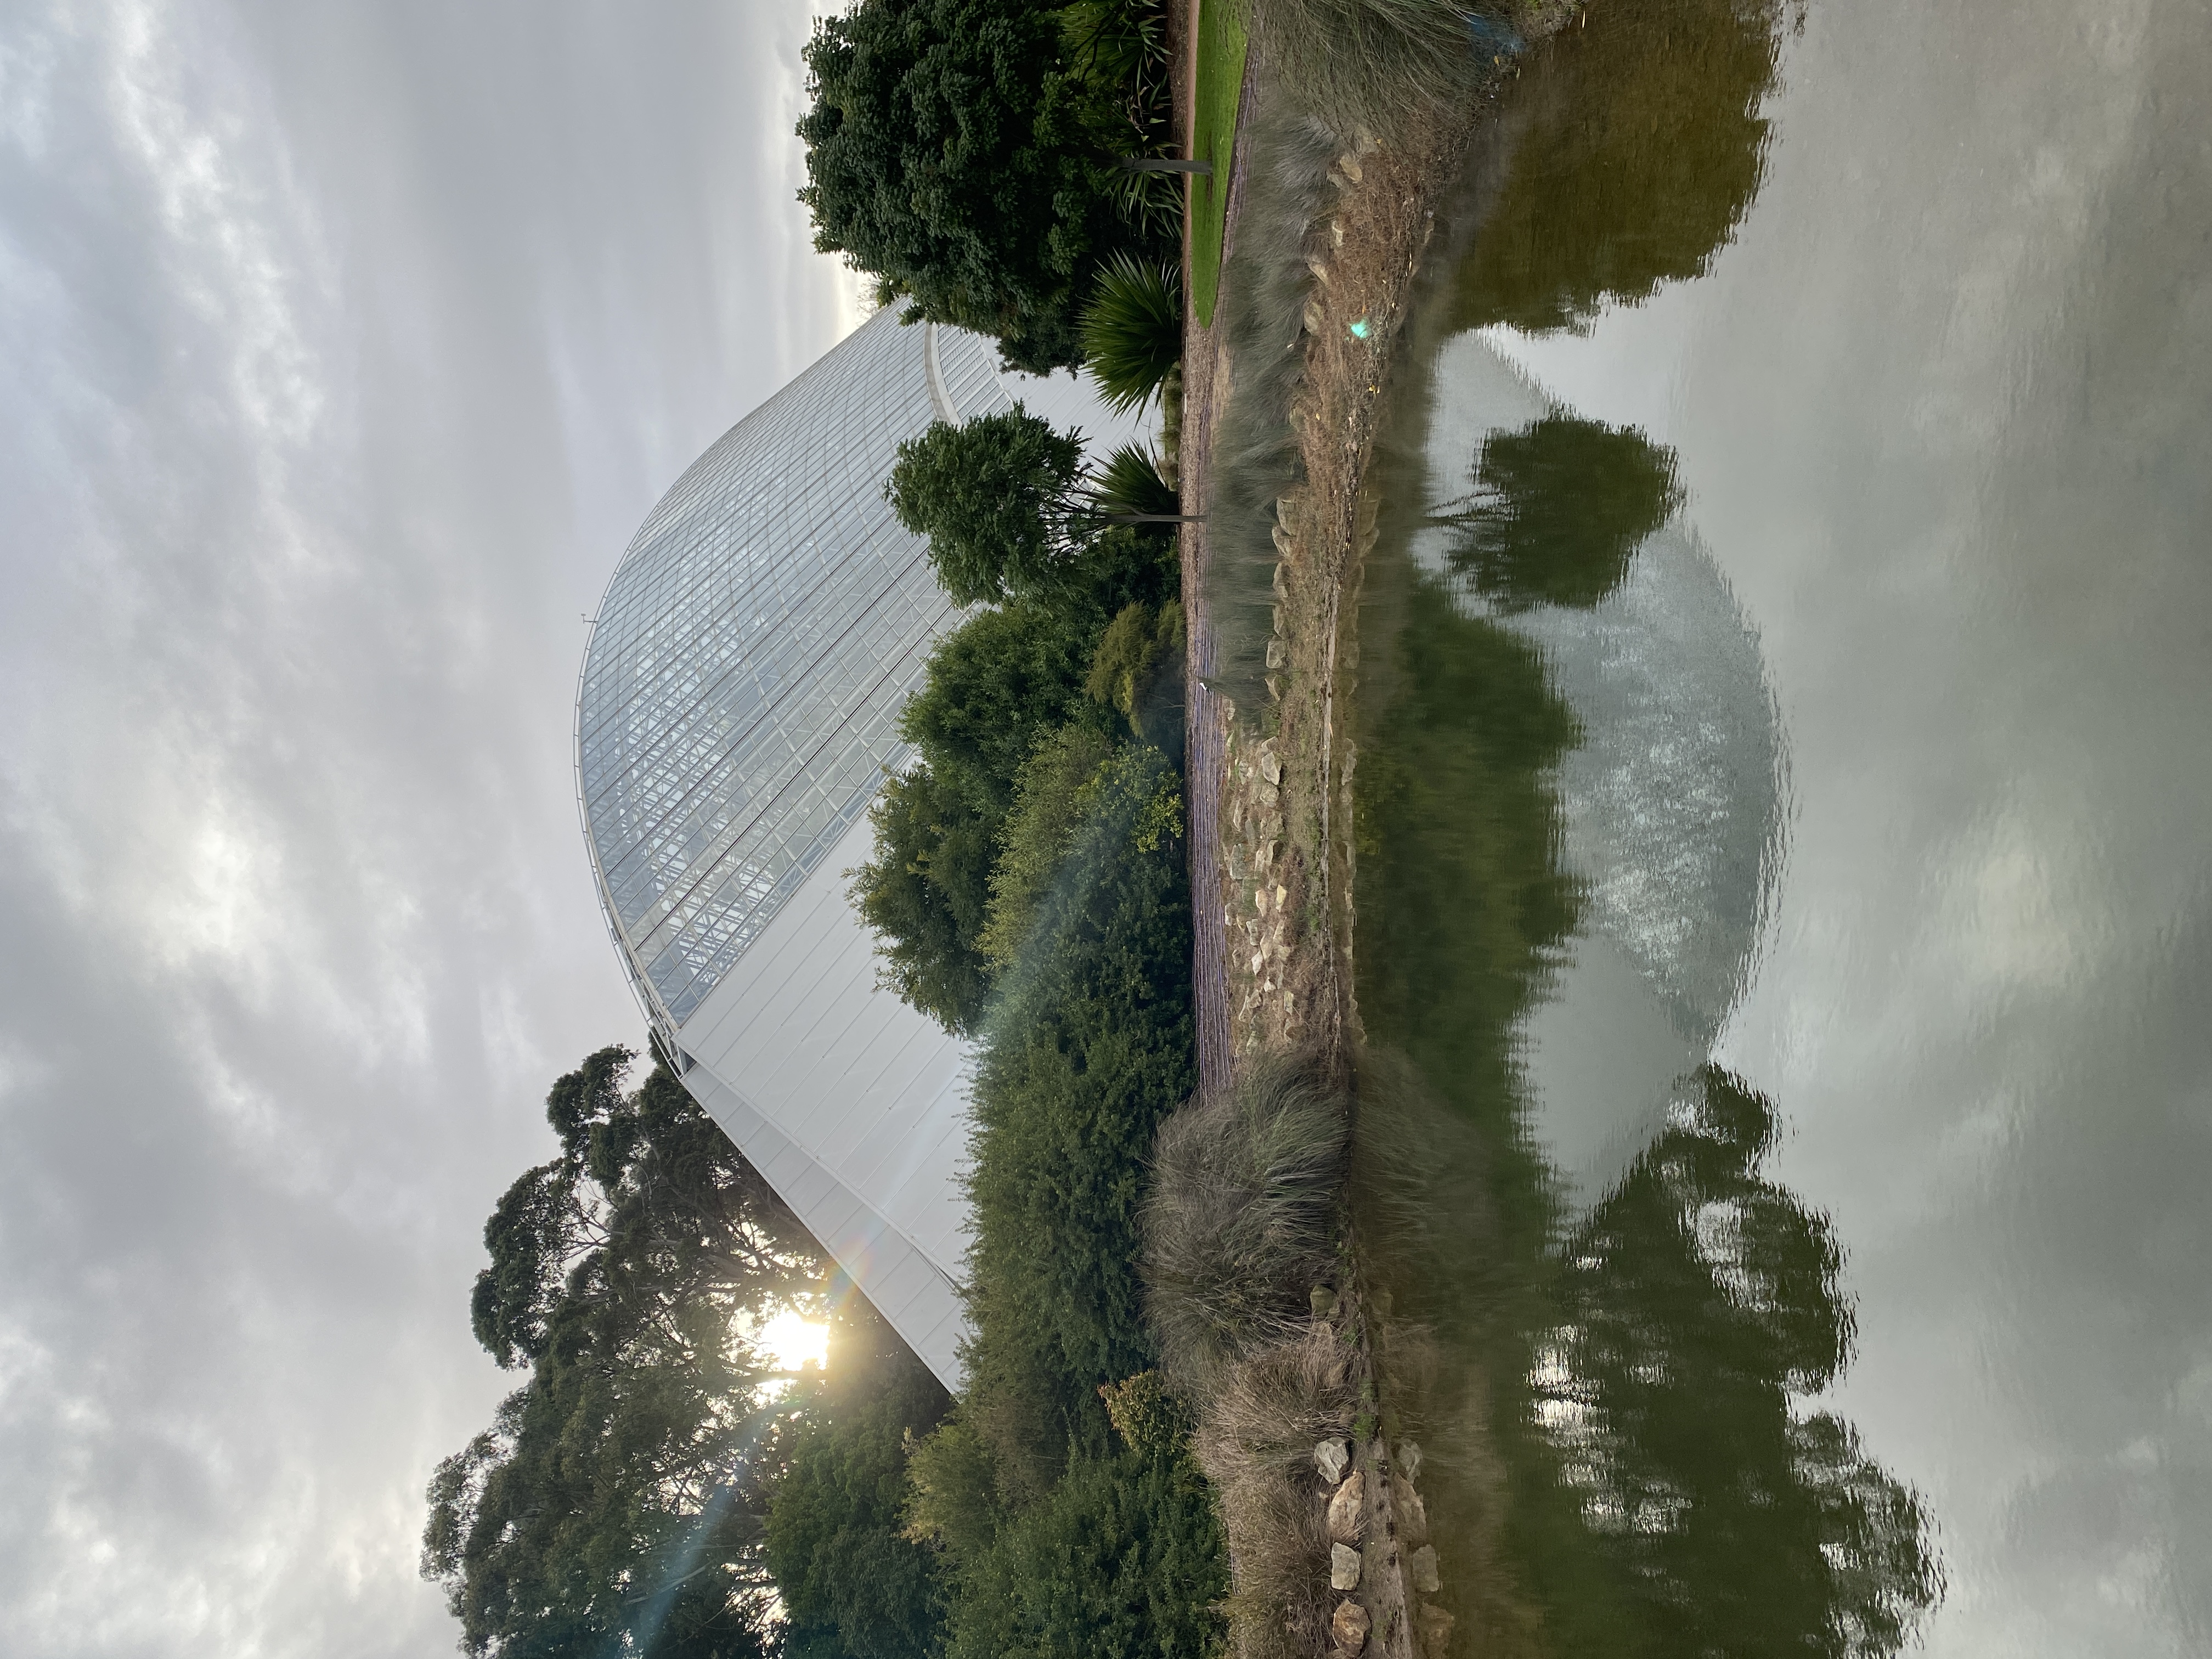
<box><xmin>1312</xmin><ymin>1436</ymin><xmax>1454</xmax><ymax>1659</ymax></box>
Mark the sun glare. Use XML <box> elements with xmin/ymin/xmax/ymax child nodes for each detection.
<box><xmin>759</xmin><ymin>1308</ymin><xmax>831</xmax><ymax>1374</ymax></box>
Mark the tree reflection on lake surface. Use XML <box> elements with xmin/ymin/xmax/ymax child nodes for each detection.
<box><xmin>1442</xmin><ymin>0</ymin><xmax>1790</xmax><ymax>336</ymax></box>
<box><xmin>1344</xmin><ymin>0</ymin><xmax>1946</xmax><ymax>1645</ymax></box>
<box><xmin>1350</xmin><ymin>541</ymin><xmax>1942</xmax><ymax>1654</ymax></box>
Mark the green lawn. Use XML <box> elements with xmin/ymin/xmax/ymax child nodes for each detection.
<box><xmin>1189</xmin><ymin>0</ymin><xmax>1248</xmax><ymax>327</ymax></box>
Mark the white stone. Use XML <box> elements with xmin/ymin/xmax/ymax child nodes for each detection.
<box><xmin>1314</xmin><ymin>1438</ymin><xmax>1350</xmax><ymax>1483</ymax></box>
<box><xmin>1327</xmin><ymin>1470</ymin><xmax>1365</xmax><ymax>1542</ymax></box>
<box><xmin>1330</xmin><ymin>1543</ymin><xmax>1362</xmax><ymax>1590</ymax></box>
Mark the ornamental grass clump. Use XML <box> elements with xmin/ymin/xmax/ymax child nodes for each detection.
<box><xmin>1142</xmin><ymin>1052</ymin><xmax>1350</xmax><ymax>1395</ymax></box>
<box><xmin>1141</xmin><ymin>1053</ymin><xmax>1363</xmax><ymax>1659</ymax></box>
<box><xmin>1081</xmin><ymin>252</ymin><xmax>1183</xmax><ymax>413</ymax></box>
<box><xmin>1249</xmin><ymin>0</ymin><xmax>1522</xmax><ymax>140</ymax></box>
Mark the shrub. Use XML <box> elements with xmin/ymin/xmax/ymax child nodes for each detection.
<box><xmin>853</xmin><ymin>507</ymin><xmax>1178</xmax><ymax>1035</ymax></box>
<box><xmin>966</xmin><ymin>743</ymin><xmax>1193</xmax><ymax>1407</ymax></box>
<box><xmin>978</xmin><ymin>725</ymin><xmax>1120</xmax><ymax>970</ymax></box>
<box><xmin>1080</xmin><ymin>252</ymin><xmax>1183</xmax><ymax>412</ymax></box>
<box><xmin>1086</xmin><ymin>442</ymin><xmax>1180</xmax><ymax>523</ymax></box>
<box><xmin>943</xmin><ymin>1448</ymin><xmax>1228</xmax><ymax>1659</ymax></box>
<box><xmin>1083</xmin><ymin>599</ymin><xmax>1184</xmax><ymax>745</ymax></box>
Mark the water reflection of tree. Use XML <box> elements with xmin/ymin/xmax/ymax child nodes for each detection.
<box><xmin>1526</xmin><ymin>1066</ymin><xmax>1944</xmax><ymax>1656</ymax></box>
<box><xmin>1443</xmin><ymin>0</ymin><xmax>1789</xmax><ymax>335</ymax></box>
<box><xmin>1443</xmin><ymin>415</ymin><xmax>1683</xmax><ymax>611</ymax></box>
<box><xmin>1351</xmin><ymin>557</ymin><xmax>1940</xmax><ymax>1654</ymax></box>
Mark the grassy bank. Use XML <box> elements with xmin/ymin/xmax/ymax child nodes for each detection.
<box><xmin>1189</xmin><ymin>0</ymin><xmax>1248</xmax><ymax>325</ymax></box>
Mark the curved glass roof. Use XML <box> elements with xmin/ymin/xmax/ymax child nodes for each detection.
<box><xmin>577</xmin><ymin>311</ymin><xmax>1009</xmax><ymax>1029</ymax></box>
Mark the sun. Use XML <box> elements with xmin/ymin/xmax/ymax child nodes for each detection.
<box><xmin>758</xmin><ymin>1307</ymin><xmax>830</xmax><ymax>1373</ymax></box>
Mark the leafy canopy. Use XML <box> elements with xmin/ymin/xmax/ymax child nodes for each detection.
<box><xmin>851</xmin><ymin>493</ymin><xmax>1176</xmax><ymax>1033</ymax></box>
<box><xmin>886</xmin><ymin>408</ymin><xmax>1087</xmax><ymax>607</ymax></box>
<box><xmin>797</xmin><ymin>0</ymin><xmax>1169</xmax><ymax>371</ymax></box>
<box><xmin>425</xmin><ymin>1049</ymin><xmax>822</xmax><ymax>1659</ymax></box>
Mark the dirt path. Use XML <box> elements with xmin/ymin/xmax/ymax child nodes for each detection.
<box><xmin>1176</xmin><ymin>10</ymin><xmax>1253</xmax><ymax>1099</ymax></box>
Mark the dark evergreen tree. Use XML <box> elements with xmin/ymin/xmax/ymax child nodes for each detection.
<box><xmin>797</xmin><ymin>0</ymin><xmax>1170</xmax><ymax>372</ymax></box>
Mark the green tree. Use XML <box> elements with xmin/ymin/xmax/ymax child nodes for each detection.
<box><xmin>977</xmin><ymin>724</ymin><xmax>1120</xmax><ymax>969</ymax></box>
<box><xmin>766</xmin><ymin>1323</ymin><xmax>951</xmax><ymax>1659</ymax></box>
<box><xmin>797</xmin><ymin>0</ymin><xmax>1167</xmax><ymax>372</ymax></box>
<box><xmin>424</xmin><ymin>1050</ymin><xmax>822</xmax><ymax>1659</ymax></box>
<box><xmin>851</xmin><ymin>765</ymin><xmax>1000</xmax><ymax>1034</ymax></box>
<box><xmin>887</xmin><ymin>409</ymin><xmax>1087</xmax><ymax>606</ymax></box>
<box><xmin>849</xmin><ymin>520</ymin><xmax>1175</xmax><ymax>1033</ymax></box>
<box><xmin>1446</xmin><ymin>415</ymin><xmax>1682</xmax><ymax>611</ymax></box>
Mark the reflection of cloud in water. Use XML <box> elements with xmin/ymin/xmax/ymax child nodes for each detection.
<box><xmin>1410</xmin><ymin>330</ymin><xmax>1786</xmax><ymax>1207</ymax></box>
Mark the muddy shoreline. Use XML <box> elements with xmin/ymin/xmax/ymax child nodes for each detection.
<box><xmin>1172</xmin><ymin>18</ymin><xmax>1574</xmax><ymax>1657</ymax></box>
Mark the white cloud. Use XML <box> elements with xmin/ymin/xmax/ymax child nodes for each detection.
<box><xmin>0</xmin><ymin>2</ymin><xmax>855</xmax><ymax>1654</ymax></box>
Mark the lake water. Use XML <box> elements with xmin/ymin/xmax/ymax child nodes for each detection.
<box><xmin>1346</xmin><ymin>0</ymin><xmax>2212</xmax><ymax>1651</ymax></box>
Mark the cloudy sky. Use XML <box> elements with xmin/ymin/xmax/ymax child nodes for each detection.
<box><xmin>0</xmin><ymin>3</ymin><xmax>860</xmax><ymax>1652</ymax></box>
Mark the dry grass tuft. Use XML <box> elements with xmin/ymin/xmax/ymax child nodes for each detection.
<box><xmin>1144</xmin><ymin>1057</ymin><xmax>1362</xmax><ymax>1659</ymax></box>
<box><xmin>1200</xmin><ymin>106</ymin><xmax>1341</xmax><ymax>714</ymax></box>
<box><xmin>1245</xmin><ymin>0</ymin><xmax>1519</xmax><ymax>141</ymax></box>
<box><xmin>1200</xmin><ymin>1327</ymin><xmax>1359</xmax><ymax>1659</ymax></box>
<box><xmin>1143</xmin><ymin>1052</ymin><xmax>1351</xmax><ymax>1393</ymax></box>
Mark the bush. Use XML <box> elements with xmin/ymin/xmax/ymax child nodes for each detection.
<box><xmin>1086</xmin><ymin>443</ymin><xmax>1180</xmax><ymax>523</ymax></box>
<box><xmin>1080</xmin><ymin>253</ymin><xmax>1183</xmax><ymax>413</ymax></box>
<box><xmin>853</xmin><ymin>506</ymin><xmax>1178</xmax><ymax>1035</ymax></box>
<box><xmin>1250</xmin><ymin>0</ymin><xmax>1513</xmax><ymax>139</ymax></box>
<box><xmin>964</xmin><ymin>742</ymin><xmax>1194</xmax><ymax>1453</ymax></box>
<box><xmin>943</xmin><ymin>1448</ymin><xmax>1227</xmax><ymax>1659</ymax></box>
<box><xmin>1083</xmin><ymin>599</ymin><xmax>1184</xmax><ymax>746</ymax></box>
<box><xmin>978</xmin><ymin>725</ymin><xmax>1120</xmax><ymax>970</ymax></box>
